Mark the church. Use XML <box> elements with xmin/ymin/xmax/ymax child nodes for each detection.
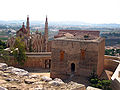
<box><xmin>7</xmin><ymin>16</ymin><xmax>50</xmax><ymax>52</ymax></box>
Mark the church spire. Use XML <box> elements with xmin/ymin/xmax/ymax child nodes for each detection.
<box><xmin>22</xmin><ymin>22</ymin><xmax>25</xmax><ymax>28</ymax></box>
<box><xmin>26</xmin><ymin>15</ymin><xmax>30</xmax><ymax>35</ymax></box>
<box><xmin>44</xmin><ymin>15</ymin><xmax>48</xmax><ymax>52</ymax></box>
<box><xmin>45</xmin><ymin>15</ymin><xmax>48</xmax><ymax>23</ymax></box>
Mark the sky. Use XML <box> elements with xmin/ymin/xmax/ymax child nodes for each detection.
<box><xmin>0</xmin><ymin>0</ymin><xmax>120</xmax><ymax>24</ymax></box>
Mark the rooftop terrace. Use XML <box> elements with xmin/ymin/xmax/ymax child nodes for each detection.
<box><xmin>55</xmin><ymin>36</ymin><xmax>104</xmax><ymax>43</ymax></box>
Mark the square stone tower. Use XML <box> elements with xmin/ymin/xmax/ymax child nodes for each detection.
<box><xmin>50</xmin><ymin>30</ymin><xmax>105</xmax><ymax>80</ymax></box>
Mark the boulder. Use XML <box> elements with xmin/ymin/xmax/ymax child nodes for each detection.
<box><xmin>48</xmin><ymin>78</ymin><xmax>65</xmax><ymax>86</ymax></box>
<box><xmin>41</xmin><ymin>76</ymin><xmax>52</xmax><ymax>82</ymax></box>
<box><xmin>0</xmin><ymin>86</ymin><xmax>8</xmax><ymax>90</ymax></box>
<box><xmin>7</xmin><ymin>85</ymin><xmax>19</xmax><ymax>90</ymax></box>
<box><xmin>34</xmin><ymin>85</ymin><xmax>43</xmax><ymax>90</ymax></box>
<box><xmin>5</xmin><ymin>78</ymin><xmax>14</xmax><ymax>82</ymax></box>
<box><xmin>2</xmin><ymin>73</ymin><xmax>9</xmax><ymax>77</ymax></box>
<box><xmin>6</xmin><ymin>66</ymin><xmax>14</xmax><ymax>71</ymax></box>
<box><xmin>29</xmin><ymin>75</ymin><xmax>39</xmax><ymax>79</ymax></box>
<box><xmin>87</xmin><ymin>86</ymin><xmax>102</xmax><ymax>90</ymax></box>
<box><xmin>4</xmin><ymin>67</ymin><xmax>14</xmax><ymax>73</ymax></box>
<box><xmin>34</xmin><ymin>87</ymin><xmax>43</xmax><ymax>90</ymax></box>
<box><xmin>48</xmin><ymin>80</ymin><xmax>64</xmax><ymax>86</ymax></box>
<box><xmin>54</xmin><ymin>78</ymin><xmax>64</xmax><ymax>82</ymax></box>
<box><xmin>24</xmin><ymin>79</ymin><xmax>37</xmax><ymax>84</ymax></box>
<box><xmin>11</xmin><ymin>68</ymin><xmax>29</xmax><ymax>76</ymax></box>
<box><xmin>0</xmin><ymin>63</ymin><xmax>8</xmax><ymax>71</ymax></box>
<box><xmin>0</xmin><ymin>80</ymin><xmax>7</xmax><ymax>84</ymax></box>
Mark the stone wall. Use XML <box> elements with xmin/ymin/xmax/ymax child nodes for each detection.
<box><xmin>97</xmin><ymin>38</ymin><xmax>105</xmax><ymax>76</ymax></box>
<box><xmin>104</xmin><ymin>55</ymin><xmax>119</xmax><ymax>72</ymax></box>
<box><xmin>51</xmin><ymin>38</ymin><xmax>105</xmax><ymax>79</ymax></box>
<box><xmin>104</xmin><ymin>55</ymin><xmax>120</xmax><ymax>90</ymax></box>
<box><xmin>0</xmin><ymin>52</ymin><xmax>51</xmax><ymax>69</ymax></box>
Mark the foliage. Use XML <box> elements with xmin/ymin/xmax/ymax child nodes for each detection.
<box><xmin>105</xmin><ymin>49</ymin><xmax>120</xmax><ymax>56</ymax></box>
<box><xmin>0</xmin><ymin>37</ymin><xmax>8</xmax><ymax>40</ymax></box>
<box><xmin>0</xmin><ymin>39</ymin><xmax>9</xmax><ymax>62</ymax></box>
<box><xmin>0</xmin><ymin>49</ymin><xmax>9</xmax><ymax>61</ymax></box>
<box><xmin>12</xmin><ymin>37</ymin><xmax>27</xmax><ymax>65</ymax></box>
<box><xmin>0</xmin><ymin>39</ymin><xmax>7</xmax><ymax>50</ymax></box>
<box><xmin>84</xmin><ymin>35</ymin><xmax>89</xmax><ymax>38</ymax></box>
<box><xmin>88</xmin><ymin>70</ymin><xmax>112</xmax><ymax>90</ymax></box>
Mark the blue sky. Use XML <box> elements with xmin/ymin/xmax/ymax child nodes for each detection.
<box><xmin>0</xmin><ymin>0</ymin><xmax>120</xmax><ymax>24</ymax></box>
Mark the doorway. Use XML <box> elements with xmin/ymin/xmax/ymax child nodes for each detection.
<box><xmin>71</xmin><ymin>63</ymin><xmax>75</xmax><ymax>72</ymax></box>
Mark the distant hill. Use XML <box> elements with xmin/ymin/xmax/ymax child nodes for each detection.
<box><xmin>0</xmin><ymin>20</ymin><xmax>120</xmax><ymax>28</ymax></box>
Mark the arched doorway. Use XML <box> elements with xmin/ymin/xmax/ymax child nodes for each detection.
<box><xmin>71</xmin><ymin>63</ymin><xmax>75</xmax><ymax>72</ymax></box>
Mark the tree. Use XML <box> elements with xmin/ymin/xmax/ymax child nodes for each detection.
<box><xmin>0</xmin><ymin>49</ymin><xmax>9</xmax><ymax>62</ymax></box>
<box><xmin>88</xmin><ymin>70</ymin><xmax>112</xmax><ymax>90</ymax></box>
<box><xmin>13</xmin><ymin>37</ymin><xmax>27</xmax><ymax>65</ymax></box>
<box><xmin>101</xmin><ymin>80</ymin><xmax>112</xmax><ymax>90</ymax></box>
<box><xmin>0</xmin><ymin>39</ymin><xmax>9</xmax><ymax>62</ymax></box>
<box><xmin>0</xmin><ymin>39</ymin><xmax>7</xmax><ymax>50</ymax></box>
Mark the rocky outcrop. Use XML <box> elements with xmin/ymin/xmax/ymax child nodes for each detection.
<box><xmin>48</xmin><ymin>78</ymin><xmax>64</xmax><ymax>86</ymax></box>
<box><xmin>0</xmin><ymin>63</ymin><xmax>86</xmax><ymax>90</ymax></box>
<box><xmin>0</xmin><ymin>86</ymin><xmax>8</xmax><ymax>90</ymax></box>
<box><xmin>0</xmin><ymin>63</ymin><xmax>8</xmax><ymax>71</ymax></box>
<box><xmin>11</xmin><ymin>68</ymin><xmax>29</xmax><ymax>76</ymax></box>
<box><xmin>41</xmin><ymin>76</ymin><xmax>52</xmax><ymax>82</ymax></box>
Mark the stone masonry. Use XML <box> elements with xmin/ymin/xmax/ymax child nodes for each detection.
<box><xmin>50</xmin><ymin>30</ymin><xmax>105</xmax><ymax>80</ymax></box>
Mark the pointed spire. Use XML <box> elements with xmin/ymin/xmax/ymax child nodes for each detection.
<box><xmin>45</xmin><ymin>15</ymin><xmax>48</xmax><ymax>23</ymax></box>
<box><xmin>26</xmin><ymin>15</ymin><xmax>30</xmax><ymax>35</ymax></box>
<box><xmin>44</xmin><ymin>15</ymin><xmax>48</xmax><ymax>52</ymax></box>
<box><xmin>26</xmin><ymin>15</ymin><xmax>29</xmax><ymax>29</ymax></box>
<box><xmin>27</xmin><ymin>15</ymin><xmax>29</xmax><ymax>18</ymax></box>
<box><xmin>22</xmin><ymin>22</ymin><xmax>25</xmax><ymax>28</ymax></box>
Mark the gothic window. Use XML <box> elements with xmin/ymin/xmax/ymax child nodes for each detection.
<box><xmin>60</xmin><ymin>51</ymin><xmax>64</xmax><ymax>61</ymax></box>
<box><xmin>81</xmin><ymin>49</ymin><xmax>85</xmax><ymax>60</ymax></box>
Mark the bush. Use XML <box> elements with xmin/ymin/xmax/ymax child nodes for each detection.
<box><xmin>88</xmin><ymin>70</ymin><xmax>112</xmax><ymax>90</ymax></box>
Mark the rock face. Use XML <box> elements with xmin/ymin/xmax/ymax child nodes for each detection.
<box><xmin>41</xmin><ymin>76</ymin><xmax>52</xmax><ymax>82</ymax></box>
<box><xmin>0</xmin><ymin>63</ymin><xmax>86</xmax><ymax>90</ymax></box>
<box><xmin>24</xmin><ymin>79</ymin><xmax>37</xmax><ymax>84</ymax></box>
<box><xmin>11</xmin><ymin>68</ymin><xmax>29</xmax><ymax>76</ymax></box>
<box><xmin>0</xmin><ymin>63</ymin><xmax>8</xmax><ymax>71</ymax></box>
<box><xmin>48</xmin><ymin>78</ymin><xmax>65</xmax><ymax>86</ymax></box>
<box><xmin>0</xmin><ymin>86</ymin><xmax>8</xmax><ymax>90</ymax></box>
<box><xmin>86</xmin><ymin>86</ymin><xmax>102</xmax><ymax>90</ymax></box>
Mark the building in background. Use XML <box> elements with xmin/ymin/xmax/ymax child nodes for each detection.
<box><xmin>7</xmin><ymin>16</ymin><xmax>51</xmax><ymax>52</ymax></box>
